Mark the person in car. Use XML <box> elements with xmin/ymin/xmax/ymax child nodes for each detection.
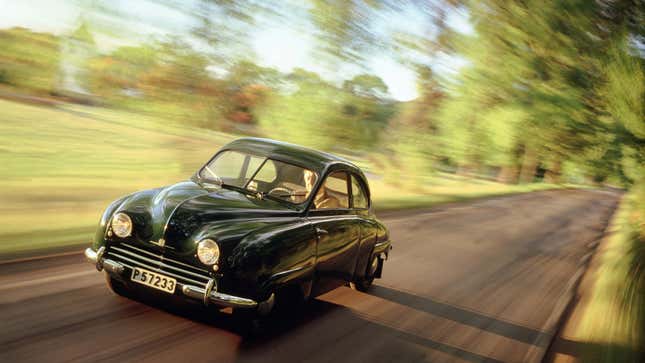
<box><xmin>304</xmin><ymin>169</ymin><xmax>341</xmax><ymax>209</ymax></box>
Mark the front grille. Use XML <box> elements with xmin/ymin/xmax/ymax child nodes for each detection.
<box><xmin>106</xmin><ymin>242</ymin><xmax>211</xmax><ymax>288</ymax></box>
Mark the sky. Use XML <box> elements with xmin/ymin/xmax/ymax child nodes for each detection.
<box><xmin>0</xmin><ymin>0</ymin><xmax>472</xmax><ymax>101</ymax></box>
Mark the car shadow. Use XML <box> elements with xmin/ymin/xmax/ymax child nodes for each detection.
<box><xmin>236</xmin><ymin>298</ymin><xmax>506</xmax><ymax>363</ymax></box>
<box><xmin>545</xmin><ymin>336</ymin><xmax>643</xmax><ymax>363</ymax></box>
<box><xmin>369</xmin><ymin>285</ymin><xmax>550</xmax><ymax>346</ymax></box>
<box><xmin>125</xmin><ymin>287</ymin><xmax>508</xmax><ymax>362</ymax></box>
<box><xmin>121</xmin><ymin>286</ymin><xmax>338</xmax><ymax>336</ymax></box>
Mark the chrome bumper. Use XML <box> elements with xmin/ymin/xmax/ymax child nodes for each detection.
<box><xmin>84</xmin><ymin>247</ymin><xmax>264</xmax><ymax>310</ymax></box>
<box><xmin>85</xmin><ymin>247</ymin><xmax>124</xmax><ymax>275</ymax></box>
<box><xmin>182</xmin><ymin>285</ymin><xmax>258</xmax><ymax>309</ymax></box>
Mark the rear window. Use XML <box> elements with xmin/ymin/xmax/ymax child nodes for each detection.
<box><xmin>313</xmin><ymin>171</ymin><xmax>349</xmax><ymax>209</ymax></box>
<box><xmin>351</xmin><ymin>175</ymin><xmax>368</xmax><ymax>209</ymax></box>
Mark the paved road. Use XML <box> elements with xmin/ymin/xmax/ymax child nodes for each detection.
<box><xmin>0</xmin><ymin>189</ymin><xmax>620</xmax><ymax>363</ymax></box>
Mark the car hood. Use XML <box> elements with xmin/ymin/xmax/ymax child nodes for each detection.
<box><xmin>115</xmin><ymin>180</ymin><xmax>300</xmax><ymax>250</ymax></box>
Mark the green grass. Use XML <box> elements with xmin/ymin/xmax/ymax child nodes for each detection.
<box><xmin>573</xmin><ymin>189</ymin><xmax>645</xmax><ymax>362</ymax></box>
<box><xmin>372</xmin><ymin>180</ymin><xmax>570</xmax><ymax>211</ymax></box>
<box><xmin>0</xmin><ymin>99</ymin><xmax>236</xmax><ymax>255</ymax></box>
<box><xmin>0</xmin><ymin>99</ymin><xmax>572</xmax><ymax>257</ymax></box>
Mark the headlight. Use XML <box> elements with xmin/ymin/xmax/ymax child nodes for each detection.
<box><xmin>197</xmin><ymin>239</ymin><xmax>220</xmax><ymax>265</ymax></box>
<box><xmin>111</xmin><ymin>213</ymin><xmax>132</xmax><ymax>238</ymax></box>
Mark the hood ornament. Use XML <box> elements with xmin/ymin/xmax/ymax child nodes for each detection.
<box><xmin>150</xmin><ymin>238</ymin><xmax>166</xmax><ymax>247</ymax></box>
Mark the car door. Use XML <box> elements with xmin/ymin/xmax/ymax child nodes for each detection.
<box><xmin>308</xmin><ymin>170</ymin><xmax>360</xmax><ymax>295</ymax></box>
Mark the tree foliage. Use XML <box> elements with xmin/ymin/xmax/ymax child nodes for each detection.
<box><xmin>0</xmin><ymin>28</ymin><xmax>60</xmax><ymax>95</ymax></box>
<box><xmin>0</xmin><ymin>0</ymin><xmax>642</xmax><ymax>187</ymax></box>
<box><xmin>434</xmin><ymin>0</ymin><xmax>644</xmax><ymax>184</ymax></box>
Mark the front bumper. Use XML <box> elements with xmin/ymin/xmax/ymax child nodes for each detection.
<box><xmin>85</xmin><ymin>247</ymin><xmax>262</xmax><ymax>309</ymax></box>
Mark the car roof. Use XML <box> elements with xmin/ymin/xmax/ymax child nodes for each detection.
<box><xmin>222</xmin><ymin>137</ymin><xmax>361</xmax><ymax>174</ymax></box>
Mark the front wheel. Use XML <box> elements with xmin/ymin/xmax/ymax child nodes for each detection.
<box><xmin>350</xmin><ymin>255</ymin><xmax>380</xmax><ymax>292</ymax></box>
<box><xmin>232</xmin><ymin>292</ymin><xmax>276</xmax><ymax>335</ymax></box>
<box><xmin>232</xmin><ymin>291</ymin><xmax>276</xmax><ymax>320</ymax></box>
<box><xmin>105</xmin><ymin>273</ymin><xmax>130</xmax><ymax>297</ymax></box>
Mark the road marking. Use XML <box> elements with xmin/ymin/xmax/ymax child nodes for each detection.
<box><xmin>383</xmin><ymin>209</ymin><xmax>458</xmax><ymax>224</ymax></box>
<box><xmin>0</xmin><ymin>250</ymin><xmax>83</xmax><ymax>265</ymax></box>
<box><xmin>0</xmin><ymin>270</ymin><xmax>95</xmax><ymax>291</ymax></box>
<box><xmin>578</xmin><ymin>252</ymin><xmax>593</xmax><ymax>267</ymax></box>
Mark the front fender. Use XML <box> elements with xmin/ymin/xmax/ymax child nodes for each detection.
<box><xmin>226</xmin><ymin>220</ymin><xmax>317</xmax><ymax>300</ymax></box>
<box><xmin>92</xmin><ymin>195</ymin><xmax>131</xmax><ymax>250</ymax></box>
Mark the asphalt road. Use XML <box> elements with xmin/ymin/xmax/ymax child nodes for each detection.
<box><xmin>0</xmin><ymin>189</ymin><xmax>620</xmax><ymax>363</ymax></box>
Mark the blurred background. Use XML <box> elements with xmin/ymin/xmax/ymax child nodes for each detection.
<box><xmin>0</xmin><ymin>0</ymin><xmax>643</xmax><ymax>360</ymax></box>
<box><xmin>1</xmin><ymin>0</ymin><xmax>641</xmax><ymax>254</ymax></box>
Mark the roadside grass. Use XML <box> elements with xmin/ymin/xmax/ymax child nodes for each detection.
<box><xmin>574</xmin><ymin>188</ymin><xmax>645</xmax><ymax>362</ymax></box>
<box><xmin>372</xmin><ymin>180</ymin><xmax>570</xmax><ymax>211</ymax></box>
<box><xmin>0</xmin><ymin>99</ymin><xmax>573</xmax><ymax>257</ymax></box>
<box><xmin>0</xmin><ymin>99</ymin><xmax>235</xmax><ymax>255</ymax></box>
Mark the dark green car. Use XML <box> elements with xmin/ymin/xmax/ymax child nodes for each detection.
<box><xmin>85</xmin><ymin>138</ymin><xmax>392</xmax><ymax>317</ymax></box>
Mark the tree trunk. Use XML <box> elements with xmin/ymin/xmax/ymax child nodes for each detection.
<box><xmin>497</xmin><ymin>165</ymin><xmax>519</xmax><ymax>184</ymax></box>
<box><xmin>518</xmin><ymin>148</ymin><xmax>537</xmax><ymax>183</ymax></box>
<box><xmin>544</xmin><ymin>158</ymin><xmax>562</xmax><ymax>184</ymax></box>
<box><xmin>457</xmin><ymin>164</ymin><xmax>476</xmax><ymax>177</ymax></box>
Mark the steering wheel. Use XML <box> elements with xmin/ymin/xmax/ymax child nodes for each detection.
<box><xmin>267</xmin><ymin>187</ymin><xmax>292</xmax><ymax>197</ymax></box>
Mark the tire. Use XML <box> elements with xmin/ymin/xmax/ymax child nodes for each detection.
<box><xmin>232</xmin><ymin>291</ymin><xmax>276</xmax><ymax>330</ymax></box>
<box><xmin>105</xmin><ymin>273</ymin><xmax>130</xmax><ymax>297</ymax></box>
<box><xmin>350</xmin><ymin>254</ymin><xmax>380</xmax><ymax>292</ymax></box>
<box><xmin>231</xmin><ymin>308</ymin><xmax>261</xmax><ymax>335</ymax></box>
<box><xmin>232</xmin><ymin>307</ymin><xmax>258</xmax><ymax>321</ymax></box>
<box><xmin>275</xmin><ymin>285</ymin><xmax>306</xmax><ymax>313</ymax></box>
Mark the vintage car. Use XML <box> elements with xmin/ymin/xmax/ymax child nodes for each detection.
<box><xmin>85</xmin><ymin>137</ymin><xmax>392</xmax><ymax>317</ymax></box>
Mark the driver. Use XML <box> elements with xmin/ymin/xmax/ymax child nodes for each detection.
<box><xmin>304</xmin><ymin>169</ymin><xmax>316</xmax><ymax>194</ymax></box>
<box><xmin>304</xmin><ymin>169</ymin><xmax>340</xmax><ymax>209</ymax></box>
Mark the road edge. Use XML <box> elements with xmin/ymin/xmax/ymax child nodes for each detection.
<box><xmin>1</xmin><ymin>187</ymin><xmax>589</xmax><ymax>265</ymax></box>
<box><xmin>0</xmin><ymin>244</ymin><xmax>88</xmax><ymax>265</ymax></box>
<box><xmin>521</xmin><ymin>193</ymin><xmax>624</xmax><ymax>363</ymax></box>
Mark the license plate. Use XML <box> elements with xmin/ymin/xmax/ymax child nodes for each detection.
<box><xmin>130</xmin><ymin>267</ymin><xmax>176</xmax><ymax>294</ymax></box>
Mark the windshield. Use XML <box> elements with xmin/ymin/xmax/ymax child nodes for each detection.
<box><xmin>199</xmin><ymin>150</ymin><xmax>318</xmax><ymax>205</ymax></box>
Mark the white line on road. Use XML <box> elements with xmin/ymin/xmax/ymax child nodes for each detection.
<box><xmin>0</xmin><ymin>270</ymin><xmax>95</xmax><ymax>291</ymax></box>
<box><xmin>0</xmin><ymin>249</ymin><xmax>83</xmax><ymax>265</ymax></box>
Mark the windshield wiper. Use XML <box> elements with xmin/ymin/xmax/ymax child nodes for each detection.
<box><xmin>268</xmin><ymin>191</ymin><xmax>307</xmax><ymax>198</ymax></box>
<box><xmin>257</xmin><ymin>193</ymin><xmax>301</xmax><ymax>209</ymax></box>
<box><xmin>203</xmin><ymin>167</ymin><xmax>223</xmax><ymax>186</ymax></box>
<box><xmin>206</xmin><ymin>181</ymin><xmax>264</xmax><ymax>200</ymax></box>
<box><xmin>197</xmin><ymin>173</ymin><xmax>255</xmax><ymax>196</ymax></box>
<box><xmin>197</xmin><ymin>175</ymin><xmax>298</xmax><ymax>208</ymax></box>
<box><xmin>199</xmin><ymin>181</ymin><xmax>221</xmax><ymax>189</ymax></box>
<box><xmin>217</xmin><ymin>182</ymin><xmax>250</xmax><ymax>194</ymax></box>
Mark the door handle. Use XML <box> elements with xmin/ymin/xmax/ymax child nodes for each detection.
<box><xmin>316</xmin><ymin>227</ymin><xmax>329</xmax><ymax>235</ymax></box>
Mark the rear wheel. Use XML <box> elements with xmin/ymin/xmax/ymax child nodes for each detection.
<box><xmin>350</xmin><ymin>254</ymin><xmax>380</xmax><ymax>292</ymax></box>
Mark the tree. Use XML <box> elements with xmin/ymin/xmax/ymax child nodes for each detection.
<box><xmin>257</xmin><ymin>68</ymin><xmax>340</xmax><ymax>148</ymax></box>
<box><xmin>336</xmin><ymin>74</ymin><xmax>393</xmax><ymax>150</ymax></box>
<box><xmin>433</xmin><ymin>0</ymin><xmax>644</xmax><ymax>184</ymax></box>
<box><xmin>308</xmin><ymin>0</ymin><xmax>382</xmax><ymax>67</ymax></box>
<box><xmin>343</xmin><ymin>74</ymin><xmax>388</xmax><ymax>99</ymax></box>
<box><xmin>0</xmin><ymin>28</ymin><xmax>61</xmax><ymax>95</ymax></box>
<box><xmin>87</xmin><ymin>45</ymin><xmax>157</xmax><ymax>99</ymax></box>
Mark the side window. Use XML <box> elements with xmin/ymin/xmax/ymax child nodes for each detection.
<box><xmin>351</xmin><ymin>175</ymin><xmax>368</xmax><ymax>209</ymax></box>
<box><xmin>313</xmin><ymin>171</ymin><xmax>349</xmax><ymax>209</ymax></box>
